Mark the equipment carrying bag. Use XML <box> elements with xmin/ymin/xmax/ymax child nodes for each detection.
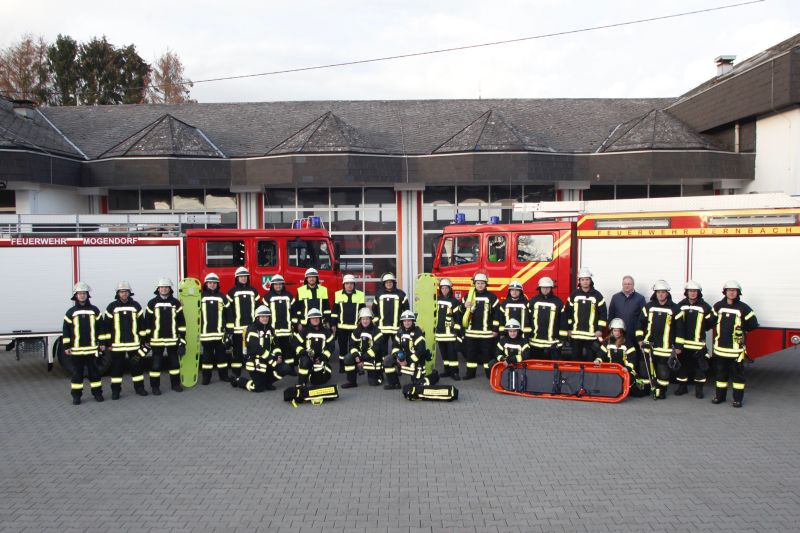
<box><xmin>490</xmin><ymin>360</ymin><xmax>630</xmax><ymax>403</ymax></box>
<box><xmin>283</xmin><ymin>384</ymin><xmax>340</xmax><ymax>405</ymax></box>
<box><xmin>402</xmin><ymin>383</ymin><xmax>459</xmax><ymax>402</ymax></box>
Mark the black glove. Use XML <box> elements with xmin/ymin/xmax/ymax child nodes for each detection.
<box><xmin>667</xmin><ymin>352</ymin><xmax>681</xmax><ymax>370</ymax></box>
<box><xmin>177</xmin><ymin>344</ymin><xmax>186</xmax><ymax>358</ymax></box>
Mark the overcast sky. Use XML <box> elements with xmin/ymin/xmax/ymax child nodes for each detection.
<box><xmin>3</xmin><ymin>0</ymin><xmax>798</xmax><ymax>103</ymax></box>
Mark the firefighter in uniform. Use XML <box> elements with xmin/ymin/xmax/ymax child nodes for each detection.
<box><xmin>675</xmin><ymin>280</ymin><xmax>713</xmax><ymax>398</ymax></box>
<box><xmin>101</xmin><ymin>281</ymin><xmax>148</xmax><ymax>400</ymax></box>
<box><xmin>565</xmin><ymin>268</ymin><xmax>607</xmax><ymax>362</ymax></box>
<box><xmin>383</xmin><ymin>310</ymin><xmax>435</xmax><ymax>389</ymax></box>
<box><xmin>145</xmin><ymin>278</ymin><xmax>185</xmax><ymax>394</ymax></box>
<box><xmin>62</xmin><ymin>282</ymin><xmax>105</xmax><ymax>405</ymax></box>
<box><xmin>528</xmin><ymin>276</ymin><xmax>566</xmax><ymax>360</ymax></box>
<box><xmin>635</xmin><ymin>280</ymin><xmax>684</xmax><ymax>400</ymax></box>
<box><xmin>331</xmin><ymin>274</ymin><xmax>365</xmax><ymax>373</ymax></box>
<box><xmin>261</xmin><ymin>274</ymin><xmax>296</xmax><ymax>372</ymax></box>
<box><xmin>294</xmin><ymin>308</ymin><xmax>334</xmax><ymax>386</ymax></box>
<box><xmin>231</xmin><ymin>305</ymin><xmax>290</xmax><ymax>392</ymax></box>
<box><xmin>434</xmin><ymin>278</ymin><xmax>462</xmax><ymax>380</ymax></box>
<box><xmin>342</xmin><ymin>307</ymin><xmax>384</xmax><ymax>388</ymax></box>
<box><xmin>462</xmin><ymin>273</ymin><xmax>500</xmax><ymax>379</ymax></box>
<box><xmin>710</xmin><ymin>280</ymin><xmax>759</xmax><ymax>408</ymax></box>
<box><xmin>592</xmin><ymin>318</ymin><xmax>638</xmax><ymax>392</ymax></box>
<box><xmin>499</xmin><ymin>280</ymin><xmax>532</xmax><ymax>336</ymax></box>
<box><xmin>225</xmin><ymin>266</ymin><xmax>259</xmax><ymax>379</ymax></box>
<box><xmin>496</xmin><ymin>319</ymin><xmax>530</xmax><ymax>365</ymax></box>
<box><xmin>371</xmin><ymin>272</ymin><xmax>409</xmax><ymax>357</ymax></box>
<box><xmin>292</xmin><ymin>268</ymin><xmax>330</xmax><ymax>329</ymax></box>
<box><xmin>200</xmin><ymin>272</ymin><xmax>230</xmax><ymax>385</ymax></box>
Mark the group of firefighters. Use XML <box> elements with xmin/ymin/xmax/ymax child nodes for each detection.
<box><xmin>62</xmin><ymin>265</ymin><xmax>757</xmax><ymax>408</ymax></box>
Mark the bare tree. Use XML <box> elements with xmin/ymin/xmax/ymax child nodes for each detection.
<box><xmin>0</xmin><ymin>34</ymin><xmax>51</xmax><ymax>104</ymax></box>
<box><xmin>146</xmin><ymin>50</ymin><xmax>193</xmax><ymax>104</ymax></box>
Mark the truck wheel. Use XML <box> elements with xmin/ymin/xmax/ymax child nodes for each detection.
<box><xmin>54</xmin><ymin>337</ymin><xmax>73</xmax><ymax>376</ymax></box>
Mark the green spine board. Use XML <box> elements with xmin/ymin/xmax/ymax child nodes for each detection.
<box><xmin>414</xmin><ymin>273</ymin><xmax>439</xmax><ymax>374</ymax></box>
<box><xmin>178</xmin><ymin>278</ymin><xmax>202</xmax><ymax>387</ymax></box>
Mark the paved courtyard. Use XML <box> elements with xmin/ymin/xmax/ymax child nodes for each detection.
<box><xmin>0</xmin><ymin>347</ymin><xmax>799</xmax><ymax>533</ymax></box>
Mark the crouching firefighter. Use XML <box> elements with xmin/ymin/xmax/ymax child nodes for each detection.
<box><xmin>101</xmin><ymin>281</ymin><xmax>148</xmax><ymax>400</ymax></box>
<box><xmin>710</xmin><ymin>280</ymin><xmax>759</xmax><ymax>408</ymax></box>
<box><xmin>528</xmin><ymin>276</ymin><xmax>566</xmax><ymax>360</ymax></box>
<box><xmin>462</xmin><ymin>272</ymin><xmax>500</xmax><ymax>379</ymax></box>
<box><xmin>62</xmin><ymin>282</ymin><xmax>105</xmax><ymax>405</ymax></box>
<box><xmin>331</xmin><ymin>274</ymin><xmax>365</xmax><ymax>373</ymax></box>
<box><xmin>225</xmin><ymin>267</ymin><xmax>259</xmax><ymax>379</ymax></box>
<box><xmin>200</xmin><ymin>273</ymin><xmax>230</xmax><ymax>385</ymax></box>
<box><xmin>496</xmin><ymin>319</ymin><xmax>530</xmax><ymax>366</ymax></box>
<box><xmin>635</xmin><ymin>280</ymin><xmax>684</xmax><ymax>400</ymax></box>
<box><xmin>675</xmin><ymin>280</ymin><xmax>713</xmax><ymax>399</ymax></box>
<box><xmin>383</xmin><ymin>310</ymin><xmax>438</xmax><ymax>390</ymax></box>
<box><xmin>294</xmin><ymin>308</ymin><xmax>334</xmax><ymax>386</ymax></box>
<box><xmin>342</xmin><ymin>308</ymin><xmax>384</xmax><ymax>388</ymax></box>
<box><xmin>435</xmin><ymin>278</ymin><xmax>462</xmax><ymax>380</ymax></box>
<box><xmin>593</xmin><ymin>318</ymin><xmax>641</xmax><ymax>395</ymax></box>
<box><xmin>232</xmin><ymin>305</ymin><xmax>290</xmax><ymax>392</ymax></box>
<box><xmin>145</xmin><ymin>278</ymin><xmax>186</xmax><ymax>394</ymax></box>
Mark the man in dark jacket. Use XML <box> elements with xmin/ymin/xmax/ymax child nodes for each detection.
<box><xmin>608</xmin><ymin>275</ymin><xmax>646</xmax><ymax>373</ymax></box>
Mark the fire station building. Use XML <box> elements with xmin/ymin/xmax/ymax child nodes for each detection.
<box><xmin>1</xmin><ymin>33</ymin><xmax>798</xmax><ymax>292</ymax></box>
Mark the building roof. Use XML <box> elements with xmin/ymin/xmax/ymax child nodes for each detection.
<box><xmin>598</xmin><ymin>109</ymin><xmax>722</xmax><ymax>152</ymax></box>
<box><xmin>98</xmin><ymin>113</ymin><xmax>224</xmax><ymax>159</ymax></box>
<box><xmin>39</xmin><ymin>97</ymin><xmax>678</xmax><ymax>158</ymax></box>
<box><xmin>0</xmin><ymin>98</ymin><xmax>84</xmax><ymax>159</ymax></box>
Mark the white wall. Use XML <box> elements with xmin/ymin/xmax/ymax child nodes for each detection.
<box><xmin>746</xmin><ymin>108</ymin><xmax>800</xmax><ymax>195</ymax></box>
<box><xmin>12</xmin><ymin>185</ymin><xmax>92</xmax><ymax>214</ymax></box>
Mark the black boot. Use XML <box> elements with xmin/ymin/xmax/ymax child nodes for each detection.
<box><xmin>674</xmin><ymin>383</ymin><xmax>689</xmax><ymax>396</ymax></box>
<box><xmin>338</xmin><ymin>361</ymin><xmax>345</xmax><ymax>374</ymax></box>
<box><xmin>341</xmin><ymin>381</ymin><xmax>357</xmax><ymax>389</ymax></box>
<box><xmin>111</xmin><ymin>390</ymin><xmax>121</xmax><ymax>400</ymax></box>
<box><xmin>218</xmin><ymin>368</ymin><xmax>230</xmax><ymax>383</ymax></box>
<box><xmin>201</xmin><ymin>371</ymin><xmax>212</xmax><ymax>385</ymax></box>
<box><xmin>171</xmin><ymin>377</ymin><xmax>183</xmax><ymax>392</ymax></box>
<box><xmin>151</xmin><ymin>386</ymin><xmax>161</xmax><ymax>396</ymax></box>
<box><xmin>732</xmin><ymin>388</ymin><xmax>744</xmax><ymax>408</ymax></box>
<box><xmin>451</xmin><ymin>372</ymin><xmax>461</xmax><ymax>381</ymax></box>
<box><xmin>711</xmin><ymin>388</ymin><xmax>727</xmax><ymax>404</ymax></box>
<box><xmin>135</xmin><ymin>387</ymin><xmax>149</xmax><ymax>397</ymax></box>
<box><xmin>464</xmin><ymin>368</ymin><xmax>477</xmax><ymax>380</ymax></box>
<box><xmin>695</xmin><ymin>383</ymin><xmax>704</xmax><ymax>399</ymax></box>
<box><xmin>93</xmin><ymin>393</ymin><xmax>104</xmax><ymax>402</ymax></box>
<box><xmin>72</xmin><ymin>396</ymin><xmax>81</xmax><ymax>405</ymax></box>
<box><xmin>383</xmin><ymin>374</ymin><xmax>401</xmax><ymax>390</ymax></box>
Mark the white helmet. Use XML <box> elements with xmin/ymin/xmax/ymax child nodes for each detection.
<box><xmin>538</xmin><ymin>276</ymin><xmax>555</xmax><ymax>288</ymax></box>
<box><xmin>204</xmin><ymin>273</ymin><xmax>220</xmax><ymax>284</ymax></box>
<box><xmin>255</xmin><ymin>305</ymin><xmax>271</xmax><ymax>317</ymax></box>
<box><xmin>306</xmin><ymin>308</ymin><xmax>323</xmax><ymax>320</ymax></box>
<box><xmin>577</xmin><ymin>268</ymin><xmax>593</xmax><ymax>280</ymax></box>
<box><xmin>608</xmin><ymin>318</ymin><xmax>626</xmax><ymax>330</ymax></box>
<box><xmin>116</xmin><ymin>281</ymin><xmax>132</xmax><ymax>292</ymax></box>
<box><xmin>652</xmin><ymin>280</ymin><xmax>671</xmax><ymax>291</ymax></box>
<box><xmin>723</xmin><ymin>280</ymin><xmax>742</xmax><ymax>292</ymax></box>
<box><xmin>342</xmin><ymin>274</ymin><xmax>357</xmax><ymax>284</ymax></box>
<box><xmin>684</xmin><ymin>280</ymin><xmax>702</xmax><ymax>291</ymax></box>
<box><xmin>73</xmin><ymin>281</ymin><xmax>91</xmax><ymax>293</ymax></box>
<box><xmin>508</xmin><ymin>280</ymin><xmax>524</xmax><ymax>291</ymax></box>
<box><xmin>234</xmin><ymin>267</ymin><xmax>250</xmax><ymax>277</ymax></box>
<box><xmin>439</xmin><ymin>278</ymin><xmax>453</xmax><ymax>288</ymax></box>
<box><xmin>358</xmin><ymin>307</ymin><xmax>374</xmax><ymax>319</ymax></box>
<box><xmin>400</xmin><ymin>310</ymin><xmax>416</xmax><ymax>322</ymax></box>
<box><xmin>381</xmin><ymin>272</ymin><xmax>396</xmax><ymax>283</ymax></box>
<box><xmin>504</xmin><ymin>318</ymin><xmax>521</xmax><ymax>330</ymax></box>
<box><xmin>271</xmin><ymin>274</ymin><xmax>285</xmax><ymax>284</ymax></box>
<box><xmin>304</xmin><ymin>268</ymin><xmax>319</xmax><ymax>279</ymax></box>
<box><xmin>473</xmin><ymin>273</ymin><xmax>488</xmax><ymax>283</ymax></box>
<box><xmin>157</xmin><ymin>278</ymin><xmax>173</xmax><ymax>288</ymax></box>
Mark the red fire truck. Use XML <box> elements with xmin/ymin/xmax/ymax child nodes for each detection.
<box><xmin>0</xmin><ymin>214</ymin><xmax>341</xmax><ymax>371</ymax></box>
<box><xmin>431</xmin><ymin>193</ymin><xmax>800</xmax><ymax>359</ymax></box>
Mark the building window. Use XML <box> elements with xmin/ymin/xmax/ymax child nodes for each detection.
<box><xmin>517</xmin><ymin>234</ymin><xmax>554</xmax><ymax>262</ymax></box>
<box><xmin>140</xmin><ymin>189</ymin><xmax>172</xmax><ymax>210</ymax></box>
<box><xmin>257</xmin><ymin>240</ymin><xmax>278</xmax><ymax>267</ymax></box>
<box><xmin>583</xmin><ymin>185</ymin><xmax>615</xmax><ymax>201</ymax></box>
<box><xmin>108</xmin><ymin>190</ymin><xmax>139</xmax><ymax>211</ymax></box>
<box><xmin>107</xmin><ymin>188</ymin><xmax>237</xmax><ymax>228</ymax></box>
<box><xmin>205</xmin><ymin>240</ymin><xmax>245</xmax><ymax>267</ymax></box>
<box><xmin>649</xmin><ymin>185</ymin><xmax>682</xmax><ymax>198</ymax></box>
<box><xmin>616</xmin><ymin>185</ymin><xmax>648</xmax><ymax>200</ymax></box>
<box><xmin>264</xmin><ymin>186</ymin><xmax>397</xmax><ymax>294</ymax></box>
<box><xmin>0</xmin><ymin>190</ymin><xmax>14</xmax><ymax>213</ymax></box>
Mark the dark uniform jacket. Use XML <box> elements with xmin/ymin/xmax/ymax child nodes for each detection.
<box><xmin>464</xmin><ymin>289</ymin><xmax>499</xmax><ymax>339</ymax></box>
<box><xmin>331</xmin><ymin>289</ymin><xmax>365</xmax><ymax>331</ymax></box>
<box><xmin>226</xmin><ymin>282</ymin><xmax>260</xmax><ymax>335</ymax></box>
<box><xmin>372</xmin><ymin>287</ymin><xmax>409</xmax><ymax>336</ymax></box>
<box><xmin>200</xmin><ymin>286</ymin><xmax>228</xmax><ymax>342</ymax></box>
<box><xmin>145</xmin><ymin>292</ymin><xmax>186</xmax><ymax>347</ymax></box>
<box><xmin>392</xmin><ymin>325</ymin><xmax>428</xmax><ymax>378</ymax></box>
<box><xmin>262</xmin><ymin>287</ymin><xmax>294</xmax><ymax>337</ymax></box>
<box><xmin>528</xmin><ymin>292</ymin><xmax>566</xmax><ymax>349</ymax></box>
<box><xmin>62</xmin><ymin>301</ymin><xmax>103</xmax><ymax>356</ymax></box>
<box><xmin>564</xmin><ymin>287</ymin><xmax>608</xmax><ymax>340</ymax></box>
<box><xmin>293</xmin><ymin>283</ymin><xmax>330</xmax><ymax>326</ymax></box>
<box><xmin>434</xmin><ymin>293</ymin><xmax>462</xmax><ymax>342</ymax></box>
<box><xmin>635</xmin><ymin>296</ymin><xmax>683</xmax><ymax>358</ymax></box>
<box><xmin>711</xmin><ymin>298</ymin><xmax>758</xmax><ymax>360</ymax></box>
<box><xmin>592</xmin><ymin>338</ymin><xmax>636</xmax><ymax>375</ymax></box>
<box><xmin>676</xmin><ymin>297</ymin><xmax>713</xmax><ymax>352</ymax></box>
<box><xmin>101</xmin><ymin>297</ymin><xmax>146</xmax><ymax>351</ymax></box>
<box><xmin>499</xmin><ymin>293</ymin><xmax>532</xmax><ymax>334</ymax></box>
